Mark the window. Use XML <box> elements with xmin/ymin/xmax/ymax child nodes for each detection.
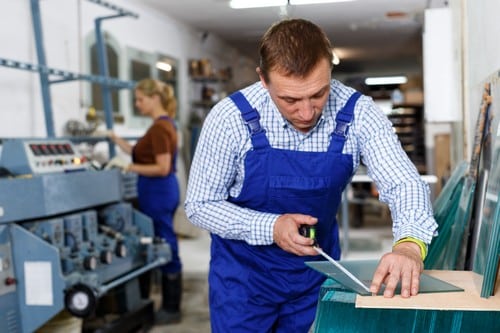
<box><xmin>90</xmin><ymin>42</ymin><xmax>120</xmax><ymax>113</ymax></box>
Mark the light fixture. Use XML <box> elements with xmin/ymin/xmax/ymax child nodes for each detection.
<box><xmin>332</xmin><ymin>49</ymin><xmax>340</xmax><ymax>65</ymax></box>
<box><xmin>364</xmin><ymin>76</ymin><xmax>408</xmax><ymax>86</ymax></box>
<box><xmin>156</xmin><ymin>61</ymin><xmax>172</xmax><ymax>72</ymax></box>
<box><xmin>230</xmin><ymin>0</ymin><xmax>355</xmax><ymax>9</ymax></box>
<box><xmin>291</xmin><ymin>0</ymin><xmax>355</xmax><ymax>5</ymax></box>
<box><xmin>230</xmin><ymin>0</ymin><xmax>284</xmax><ymax>9</ymax></box>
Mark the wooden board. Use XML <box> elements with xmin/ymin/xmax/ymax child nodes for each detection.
<box><xmin>356</xmin><ymin>270</ymin><xmax>500</xmax><ymax>311</ymax></box>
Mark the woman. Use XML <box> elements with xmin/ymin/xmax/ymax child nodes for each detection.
<box><xmin>110</xmin><ymin>78</ymin><xmax>182</xmax><ymax>324</ymax></box>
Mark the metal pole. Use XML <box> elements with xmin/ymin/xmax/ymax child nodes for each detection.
<box><xmin>94</xmin><ymin>17</ymin><xmax>116</xmax><ymax>157</ymax></box>
<box><xmin>30</xmin><ymin>0</ymin><xmax>55</xmax><ymax>137</ymax></box>
<box><xmin>97</xmin><ymin>257</ymin><xmax>167</xmax><ymax>296</ymax></box>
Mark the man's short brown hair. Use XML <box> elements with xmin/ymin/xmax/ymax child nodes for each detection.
<box><xmin>259</xmin><ymin>18</ymin><xmax>333</xmax><ymax>83</ymax></box>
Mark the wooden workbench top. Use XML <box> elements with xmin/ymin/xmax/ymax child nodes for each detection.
<box><xmin>356</xmin><ymin>270</ymin><xmax>500</xmax><ymax>311</ymax></box>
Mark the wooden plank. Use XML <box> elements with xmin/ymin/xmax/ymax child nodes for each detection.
<box><xmin>356</xmin><ymin>270</ymin><xmax>500</xmax><ymax>311</ymax></box>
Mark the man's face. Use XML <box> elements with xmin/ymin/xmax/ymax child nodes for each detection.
<box><xmin>259</xmin><ymin>59</ymin><xmax>331</xmax><ymax>133</ymax></box>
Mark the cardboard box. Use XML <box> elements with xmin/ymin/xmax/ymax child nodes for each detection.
<box><xmin>404</xmin><ymin>89</ymin><xmax>424</xmax><ymax>105</ymax></box>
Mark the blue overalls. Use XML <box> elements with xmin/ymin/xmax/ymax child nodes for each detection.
<box><xmin>209</xmin><ymin>91</ymin><xmax>361</xmax><ymax>332</ymax></box>
<box><xmin>135</xmin><ymin>116</ymin><xmax>181</xmax><ymax>274</ymax></box>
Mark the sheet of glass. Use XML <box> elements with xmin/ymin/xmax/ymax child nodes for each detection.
<box><xmin>432</xmin><ymin>160</ymin><xmax>468</xmax><ymax>217</ymax></box>
<box><xmin>446</xmin><ymin>177</ymin><xmax>476</xmax><ymax>269</ymax></box>
<box><xmin>473</xmin><ymin>155</ymin><xmax>498</xmax><ymax>276</ymax></box>
<box><xmin>473</xmin><ymin>73</ymin><xmax>500</xmax><ymax>297</ymax></box>
<box><xmin>306</xmin><ymin>259</ymin><xmax>463</xmax><ymax>296</ymax></box>
<box><xmin>425</xmin><ymin>161</ymin><xmax>467</xmax><ymax>269</ymax></box>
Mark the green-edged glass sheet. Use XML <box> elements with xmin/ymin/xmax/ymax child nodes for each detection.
<box><xmin>306</xmin><ymin>259</ymin><xmax>463</xmax><ymax>296</ymax></box>
<box><xmin>473</xmin><ymin>127</ymin><xmax>500</xmax><ymax>297</ymax></box>
<box><xmin>425</xmin><ymin>161</ymin><xmax>469</xmax><ymax>269</ymax></box>
<box><xmin>473</xmin><ymin>77</ymin><xmax>500</xmax><ymax>297</ymax></box>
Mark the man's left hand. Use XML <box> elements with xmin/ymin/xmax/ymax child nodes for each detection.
<box><xmin>369</xmin><ymin>241</ymin><xmax>423</xmax><ymax>298</ymax></box>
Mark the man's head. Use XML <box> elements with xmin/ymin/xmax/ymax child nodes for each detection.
<box><xmin>258</xmin><ymin>18</ymin><xmax>333</xmax><ymax>83</ymax></box>
<box><xmin>257</xmin><ymin>19</ymin><xmax>333</xmax><ymax>133</ymax></box>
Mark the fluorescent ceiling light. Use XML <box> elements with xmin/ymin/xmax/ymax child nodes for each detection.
<box><xmin>156</xmin><ymin>61</ymin><xmax>172</xmax><ymax>72</ymax></box>
<box><xmin>365</xmin><ymin>76</ymin><xmax>408</xmax><ymax>86</ymax></box>
<box><xmin>291</xmin><ymin>0</ymin><xmax>355</xmax><ymax>5</ymax></box>
<box><xmin>230</xmin><ymin>0</ymin><xmax>355</xmax><ymax>9</ymax></box>
<box><xmin>332</xmin><ymin>49</ymin><xmax>340</xmax><ymax>65</ymax></box>
<box><xmin>230</xmin><ymin>0</ymin><xmax>284</xmax><ymax>9</ymax></box>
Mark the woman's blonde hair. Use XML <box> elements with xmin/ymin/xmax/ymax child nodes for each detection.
<box><xmin>135</xmin><ymin>78</ymin><xmax>177</xmax><ymax>118</ymax></box>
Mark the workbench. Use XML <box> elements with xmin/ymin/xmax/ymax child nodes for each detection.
<box><xmin>313</xmin><ymin>270</ymin><xmax>500</xmax><ymax>332</ymax></box>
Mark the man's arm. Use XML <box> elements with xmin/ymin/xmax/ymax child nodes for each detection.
<box><xmin>184</xmin><ymin>101</ymin><xmax>279</xmax><ymax>245</ymax></box>
<box><xmin>353</xmin><ymin>97</ymin><xmax>438</xmax><ymax>297</ymax></box>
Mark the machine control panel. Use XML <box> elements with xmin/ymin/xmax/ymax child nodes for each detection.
<box><xmin>0</xmin><ymin>139</ymin><xmax>90</xmax><ymax>175</ymax></box>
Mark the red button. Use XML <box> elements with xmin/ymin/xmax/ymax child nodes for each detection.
<box><xmin>5</xmin><ymin>277</ymin><xmax>16</xmax><ymax>286</ymax></box>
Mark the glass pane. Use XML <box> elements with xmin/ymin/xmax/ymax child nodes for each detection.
<box><xmin>90</xmin><ymin>43</ymin><xmax>119</xmax><ymax>112</ymax></box>
<box><xmin>473</xmin><ymin>81</ymin><xmax>500</xmax><ymax>297</ymax></box>
<box><xmin>130</xmin><ymin>60</ymin><xmax>151</xmax><ymax>116</ymax></box>
<box><xmin>425</xmin><ymin>161</ymin><xmax>468</xmax><ymax>269</ymax></box>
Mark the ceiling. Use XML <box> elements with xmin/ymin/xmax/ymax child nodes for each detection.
<box><xmin>139</xmin><ymin>0</ymin><xmax>448</xmax><ymax>78</ymax></box>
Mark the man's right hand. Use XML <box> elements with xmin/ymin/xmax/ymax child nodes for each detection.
<box><xmin>273</xmin><ymin>214</ymin><xmax>318</xmax><ymax>256</ymax></box>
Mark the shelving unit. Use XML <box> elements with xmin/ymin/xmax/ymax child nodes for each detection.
<box><xmin>388</xmin><ymin>103</ymin><xmax>426</xmax><ymax>174</ymax></box>
<box><xmin>187</xmin><ymin>67</ymin><xmax>232</xmax><ymax>166</ymax></box>
<box><xmin>189</xmin><ymin>76</ymin><xmax>229</xmax><ymax>114</ymax></box>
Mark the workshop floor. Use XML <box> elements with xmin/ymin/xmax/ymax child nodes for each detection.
<box><xmin>147</xmin><ymin>226</ymin><xmax>393</xmax><ymax>333</ymax></box>
<box><xmin>148</xmin><ymin>230</ymin><xmax>211</xmax><ymax>333</ymax></box>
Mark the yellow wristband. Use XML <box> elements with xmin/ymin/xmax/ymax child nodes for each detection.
<box><xmin>393</xmin><ymin>237</ymin><xmax>427</xmax><ymax>261</ymax></box>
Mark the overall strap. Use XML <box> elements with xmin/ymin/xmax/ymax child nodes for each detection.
<box><xmin>229</xmin><ymin>91</ymin><xmax>270</xmax><ymax>149</ymax></box>
<box><xmin>329</xmin><ymin>92</ymin><xmax>362</xmax><ymax>153</ymax></box>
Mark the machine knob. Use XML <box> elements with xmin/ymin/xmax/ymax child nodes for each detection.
<box><xmin>83</xmin><ymin>256</ymin><xmax>98</xmax><ymax>271</ymax></box>
<box><xmin>115</xmin><ymin>242</ymin><xmax>127</xmax><ymax>258</ymax></box>
<box><xmin>5</xmin><ymin>277</ymin><xmax>16</xmax><ymax>286</ymax></box>
<box><xmin>65</xmin><ymin>283</ymin><xmax>98</xmax><ymax>318</ymax></box>
<box><xmin>100</xmin><ymin>250</ymin><xmax>113</xmax><ymax>264</ymax></box>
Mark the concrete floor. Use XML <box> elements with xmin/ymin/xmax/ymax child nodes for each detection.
<box><xmin>147</xmin><ymin>225</ymin><xmax>393</xmax><ymax>332</ymax></box>
<box><xmin>148</xmin><ymin>232</ymin><xmax>211</xmax><ymax>333</ymax></box>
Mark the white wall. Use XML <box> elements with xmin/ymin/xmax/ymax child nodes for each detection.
<box><xmin>461</xmin><ymin>0</ymin><xmax>500</xmax><ymax>160</ymax></box>
<box><xmin>0</xmin><ymin>0</ymin><xmax>257</xmax><ymax>138</ymax></box>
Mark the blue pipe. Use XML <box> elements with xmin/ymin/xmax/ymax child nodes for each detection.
<box><xmin>30</xmin><ymin>0</ymin><xmax>55</xmax><ymax>137</ymax></box>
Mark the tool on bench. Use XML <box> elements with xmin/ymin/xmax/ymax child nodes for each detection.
<box><xmin>299</xmin><ymin>224</ymin><xmax>371</xmax><ymax>294</ymax></box>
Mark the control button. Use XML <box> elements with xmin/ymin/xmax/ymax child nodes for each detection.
<box><xmin>115</xmin><ymin>242</ymin><xmax>127</xmax><ymax>258</ymax></box>
<box><xmin>5</xmin><ymin>277</ymin><xmax>16</xmax><ymax>286</ymax></box>
<box><xmin>100</xmin><ymin>250</ymin><xmax>112</xmax><ymax>264</ymax></box>
<box><xmin>83</xmin><ymin>256</ymin><xmax>98</xmax><ymax>271</ymax></box>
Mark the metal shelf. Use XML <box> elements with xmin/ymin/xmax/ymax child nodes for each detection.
<box><xmin>0</xmin><ymin>58</ymin><xmax>134</xmax><ymax>89</ymax></box>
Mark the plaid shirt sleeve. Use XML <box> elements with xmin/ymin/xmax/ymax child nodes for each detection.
<box><xmin>184</xmin><ymin>92</ymin><xmax>278</xmax><ymax>245</ymax></box>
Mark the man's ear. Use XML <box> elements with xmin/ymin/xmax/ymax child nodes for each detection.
<box><xmin>256</xmin><ymin>67</ymin><xmax>268</xmax><ymax>89</ymax></box>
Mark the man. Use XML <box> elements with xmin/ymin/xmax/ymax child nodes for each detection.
<box><xmin>185</xmin><ymin>18</ymin><xmax>437</xmax><ymax>332</ymax></box>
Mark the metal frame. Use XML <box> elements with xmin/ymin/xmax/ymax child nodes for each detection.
<box><xmin>0</xmin><ymin>0</ymin><xmax>138</xmax><ymax>157</ymax></box>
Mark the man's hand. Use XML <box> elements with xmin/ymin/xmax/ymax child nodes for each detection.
<box><xmin>273</xmin><ymin>214</ymin><xmax>318</xmax><ymax>256</ymax></box>
<box><xmin>370</xmin><ymin>241</ymin><xmax>423</xmax><ymax>298</ymax></box>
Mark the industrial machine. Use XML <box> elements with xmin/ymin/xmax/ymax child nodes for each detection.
<box><xmin>0</xmin><ymin>138</ymin><xmax>171</xmax><ymax>333</ymax></box>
